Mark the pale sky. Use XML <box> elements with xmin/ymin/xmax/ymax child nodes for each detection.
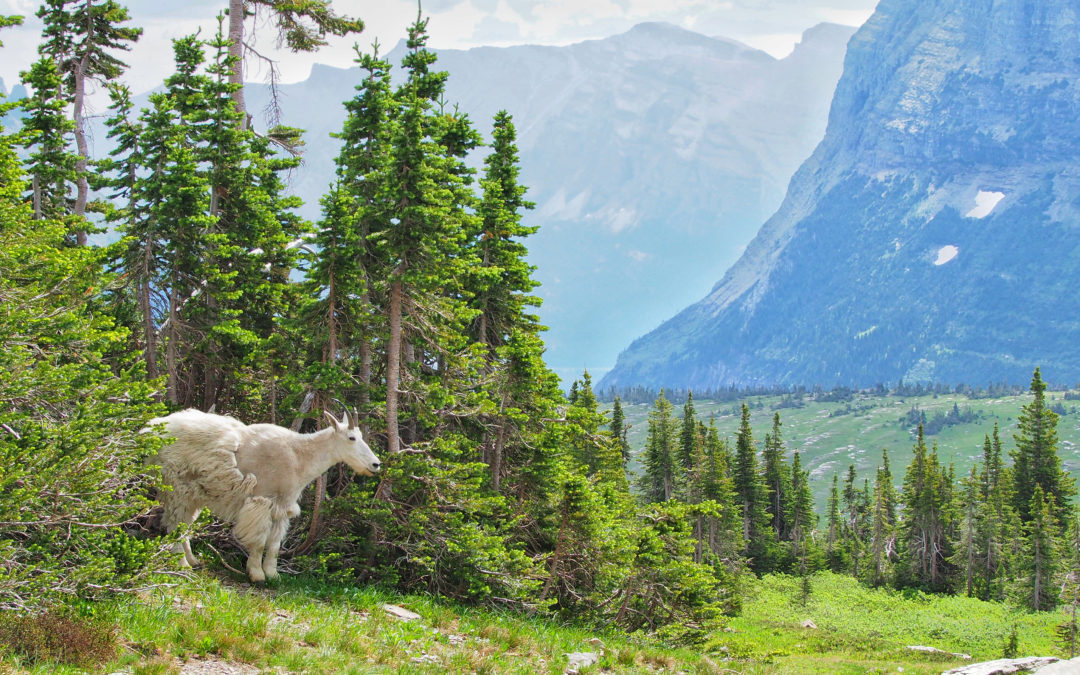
<box><xmin>0</xmin><ymin>0</ymin><xmax>878</xmax><ymax>95</ymax></box>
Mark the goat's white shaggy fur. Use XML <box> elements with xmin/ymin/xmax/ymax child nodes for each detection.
<box><xmin>147</xmin><ymin>408</ymin><xmax>380</xmax><ymax>582</ymax></box>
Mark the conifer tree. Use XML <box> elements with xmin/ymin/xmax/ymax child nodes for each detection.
<box><xmin>1025</xmin><ymin>485</ymin><xmax>1059</xmax><ymax>611</ymax></box>
<box><xmin>469</xmin><ymin>110</ymin><xmax>537</xmax><ymax>352</ymax></box>
<box><xmin>35</xmin><ymin>0</ymin><xmax>141</xmax><ymax>244</ymax></box>
<box><xmin>788</xmin><ymin>450</ymin><xmax>816</xmax><ymax>574</ymax></box>
<box><xmin>877</xmin><ymin>448</ymin><xmax>897</xmax><ymax>526</ymax></box>
<box><xmin>952</xmin><ymin>466</ymin><xmax>980</xmax><ymax>596</ymax></box>
<box><xmin>677</xmin><ymin>391</ymin><xmax>699</xmax><ymax>471</ymax></box>
<box><xmin>734</xmin><ymin>403</ymin><xmax>773</xmax><ymax>572</ymax></box>
<box><xmin>377</xmin><ymin>14</ymin><xmax>480</xmax><ymax>453</ymax></box>
<box><xmin>701</xmin><ymin>420</ymin><xmax>743</xmax><ymax>566</ymax></box>
<box><xmin>841</xmin><ymin>463</ymin><xmax>865</xmax><ymax>576</ymax></box>
<box><xmin>19</xmin><ymin>57</ymin><xmax>75</xmax><ymax>223</ymax></box>
<box><xmin>897</xmin><ymin>427</ymin><xmax>954</xmax><ymax>592</ymax></box>
<box><xmin>1013</xmin><ymin>368</ymin><xmax>1076</xmax><ymax>526</ymax></box>
<box><xmin>304</xmin><ymin>41</ymin><xmax>393</xmax><ymax>427</ymax></box>
<box><xmin>762</xmin><ymin>412</ymin><xmax>791</xmax><ymax>541</ymax></box>
<box><xmin>974</xmin><ymin>425</ymin><xmax>1019</xmax><ymax>601</ymax></box>
<box><xmin>826</xmin><ymin>473</ymin><xmax>845</xmax><ymax>571</ymax></box>
<box><xmin>609</xmin><ymin>395</ymin><xmax>630</xmax><ymax>463</ymax></box>
<box><xmin>639</xmin><ymin>391</ymin><xmax>676</xmax><ymax>503</ymax></box>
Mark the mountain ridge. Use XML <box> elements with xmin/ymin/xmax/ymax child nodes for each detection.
<box><xmin>601</xmin><ymin>0</ymin><xmax>1080</xmax><ymax>390</ymax></box>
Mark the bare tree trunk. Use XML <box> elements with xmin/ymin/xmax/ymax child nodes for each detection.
<box><xmin>31</xmin><ymin>175</ymin><xmax>42</xmax><ymax>220</ymax></box>
<box><xmin>491</xmin><ymin>425</ymin><xmax>506</xmax><ymax>492</ymax></box>
<box><xmin>386</xmin><ymin>280</ymin><xmax>402</xmax><ymax>454</ymax></box>
<box><xmin>403</xmin><ymin>341</ymin><xmax>416</xmax><ymax>446</ymax></box>
<box><xmin>288</xmin><ymin>392</ymin><xmax>325</xmax><ymax>557</ymax></box>
<box><xmin>139</xmin><ymin>276</ymin><xmax>158</xmax><ymax>379</ymax></box>
<box><xmin>71</xmin><ymin>0</ymin><xmax>93</xmax><ymax>246</ymax></box>
<box><xmin>166</xmin><ymin>283</ymin><xmax>179</xmax><ymax>405</ymax></box>
<box><xmin>359</xmin><ymin>337</ymin><xmax>372</xmax><ymax>437</ymax></box>
<box><xmin>228</xmin><ymin>0</ymin><xmax>247</xmax><ymax>127</ymax></box>
<box><xmin>327</xmin><ymin>275</ymin><xmax>338</xmax><ymax>363</ymax></box>
<box><xmin>540</xmin><ymin>509</ymin><xmax>570</xmax><ymax>601</ymax></box>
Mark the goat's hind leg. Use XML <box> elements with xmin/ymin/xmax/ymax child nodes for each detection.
<box><xmin>161</xmin><ymin>489</ymin><xmax>202</xmax><ymax>568</ymax></box>
<box><xmin>234</xmin><ymin>496</ymin><xmax>274</xmax><ymax>583</ymax></box>
<box><xmin>262</xmin><ymin>515</ymin><xmax>290</xmax><ymax>581</ymax></box>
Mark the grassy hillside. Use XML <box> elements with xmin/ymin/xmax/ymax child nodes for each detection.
<box><xmin>613</xmin><ymin>390</ymin><xmax>1080</xmax><ymax>509</ymax></box>
<box><xmin>0</xmin><ymin>570</ymin><xmax>1064</xmax><ymax>673</ymax></box>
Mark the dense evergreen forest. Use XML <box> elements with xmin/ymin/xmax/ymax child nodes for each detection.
<box><xmin>0</xmin><ymin>2</ymin><xmax>1077</xmax><ymax>659</ymax></box>
<box><xmin>0</xmin><ymin>2</ymin><xmax>726</xmax><ymax>637</ymax></box>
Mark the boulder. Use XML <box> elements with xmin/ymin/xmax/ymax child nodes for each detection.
<box><xmin>565</xmin><ymin>651</ymin><xmax>600</xmax><ymax>673</ymax></box>
<box><xmin>941</xmin><ymin>656</ymin><xmax>1060</xmax><ymax>675</ymax></box>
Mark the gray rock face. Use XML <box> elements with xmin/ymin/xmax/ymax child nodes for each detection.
<box><xmin>239</xmin><ymin>23</ymin><xmax>853</xmax><ymax>380</ymax></box>
<box><xmin>601</xmin><ymin>0</ymin><xmax>1080</xmax><ymax>390</ymax></box>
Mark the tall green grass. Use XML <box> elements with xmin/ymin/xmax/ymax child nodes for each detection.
<box><xmin>1</xmin><ymin>570</ymin><xmax>1066</xmax><ymax>673</ymax></box>
<box><xmin>712</xmin><ymin>572</ymin><xmax>1063</xmax><ymax>673</ymax></box>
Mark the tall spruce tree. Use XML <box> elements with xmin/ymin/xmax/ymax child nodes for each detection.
<box><xmin>35</xmin><ymin>0</ymin><xmax>140</xmax><ymax>244</ymax></box>
<box><xmin>610</xmin><ymin>395</ymin><xmax>630</xmax><ymax>463</ymax></box>
<box><xmin>826</xmin><ymin>473</ymin><xmax>844</xmax><ymax>571</ymax></box>
<box><xmin>19</xmin><ymin>57</ymin><xmax>75</xmax><ymax>223</ymax></box>
<box><xmin>677</xmin><ymin>391</ymin><xmax>699</xmax><ymax>471</ymax></box>
<box><xmin>304</xmin><ymin>41</ymin><xmax>393</xmax><ymax>427</ymax></box>
<box><xmin>974</xmin><ymin>425</ymin><xmax>1018</xmax><ymax>601</ymax></box>
<box><xmin>639</xmin><ymin>391</ymin><xmax>676</xmax><ymax>503</ymax></box>
<box><xmin>788</xmin><ymin>450</ymin><xmax>816</xmax><ymax>575</ymax></box>
<box><xmin>1025</xmin><ymin>485</ymin><xmax>1060</xmax><ymax>611</ymax></box>
<box><xmin>762</xmin><ymin>412</ymin><xmax>791</xmax><ymax>541</ymax></box>
<box><xmin>734</xmin><ymin>403</ymin><xmax>773</xmax><ymax>572</ymax></box>
<box><xmin>897</xmin><ymin>427</ymin><xmax>954</xmax><ymax>592</ymax></box>
<box><xmin>376</xmin><ymin>14</ymin><xmax>479</xmax><ymax>454</ymax></box>
<box><xmin>701</xmin><ymin>419</ymin><xmax>743</xmax><ymax>566</ymax></box>
<box><xmin>1012</xmin><ymin>368</ymin><xmax>1076</xmax><ymax>526</ymax></box>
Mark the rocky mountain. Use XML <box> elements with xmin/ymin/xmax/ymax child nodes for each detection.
<box><xmin>239</xmin><ymin>22</ymin><xmax>854</xmax><ymax>381</ymax></box>
<box><xmin>601</xmin><ymin>0</ymin><xmax>1080</xmax><ymax>390</ymax></box>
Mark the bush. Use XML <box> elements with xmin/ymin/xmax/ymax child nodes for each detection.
<box><xmin>0</xmin><ymin>610</ymin><xmax>117</xmax><ymax>668</ymax></box>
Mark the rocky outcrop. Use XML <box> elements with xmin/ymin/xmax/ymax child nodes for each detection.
<box><xmin>602</xmin><ymin>0</ymin><xmax>1080</xmax><ymax>390</ymax></box>
<box><xmin>941</xmin><ymin>656</ymin><xmax>1067</xmax><ymax>675</ymax></box>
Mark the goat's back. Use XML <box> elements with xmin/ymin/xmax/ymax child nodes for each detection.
<box><xmin>147</xmin><ymin>409</ymin><xmax>256</xmax><ymax>519</ymax></box>
<box><xmin>149</xmin><ymin>409</ymin><xmax>246</xmax><ymax>455</ymax></box>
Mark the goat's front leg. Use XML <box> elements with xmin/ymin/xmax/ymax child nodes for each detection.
<box><xmin>262</xmin><ymin>517</ymin><xmax>290</xmax><ymax>581</ymax></box>
<box><xmin>234</xmin><ymin>497</ymin><xmax>274</xmax><ymax>583</ymax></box>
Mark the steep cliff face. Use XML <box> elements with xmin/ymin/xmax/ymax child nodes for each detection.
<box><xmin>602</xmin><ymin>0</ymin><xmax>1080</xmax><ymax>390</ymax></box>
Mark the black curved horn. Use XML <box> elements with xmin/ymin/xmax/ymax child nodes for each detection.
<box><xmin>330</xmin><ymin>398</ymin><xmax>351</xmax><ymax>427</ymax></box>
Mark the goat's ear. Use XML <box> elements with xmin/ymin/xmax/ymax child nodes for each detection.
<box><xmin>324</xmin><ymin>410</ymin><xmax>343</xmax><ymax>431</ymax></box>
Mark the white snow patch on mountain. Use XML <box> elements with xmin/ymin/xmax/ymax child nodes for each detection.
<box><xmin>934</xmin><ymin>245</ymin><xmax>959</xmax><ymax>265</ymax></box>
<box><xmin>966</xmin><ymin>190</ymin><xmax>1005</xmax><ymax>218</ymax></box>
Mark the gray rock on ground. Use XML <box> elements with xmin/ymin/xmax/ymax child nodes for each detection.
<box><xmin>941</xmin><ymin>656</ymin><xmax>1063</xmax><ymax>675</ymax></box>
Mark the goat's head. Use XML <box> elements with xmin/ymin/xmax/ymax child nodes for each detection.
<box><xmin>324</xmin><ymin>409</ymin><xmax>381</xmax><ymax>476</ymax></box>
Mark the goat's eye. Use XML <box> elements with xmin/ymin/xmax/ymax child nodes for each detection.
<box><xmin>348</xmin><ymin>436</ymin><xmax>356</xmax><ymax>441</ymax></box>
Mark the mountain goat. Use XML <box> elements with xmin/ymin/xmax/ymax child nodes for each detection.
<box><xmin>147</xmin><ymin>408</ymin><xmax>381</xmax><ymax>582</ymax></box>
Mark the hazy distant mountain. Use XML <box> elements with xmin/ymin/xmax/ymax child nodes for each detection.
<box><xmin>602</xmin><ymin>0</ymin><xmax>1080</xmax><ymax>390</ymax></box>
<box><xmin>243</xmin><ymin>22</ymin><xmax>855</xmax><ymax>381</ymax></box>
